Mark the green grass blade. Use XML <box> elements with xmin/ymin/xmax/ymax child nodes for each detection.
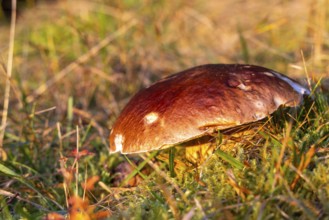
<box><xmin>0</xmin><ymin>163</ymin><xmax>20</xmax><ymax>177</ymax></box>
<box><xmin>0</xmin><ymin>196</ymin><xmax>14</xmax><ymax>220</ymax></box>
<box><xmin>238</xmin><ymin>25</ymin><xmax>250</xmax><ymax>63</ymax></box>
<box><xmin>120</xmin><ymin>151</ymin><xmax>158</xmax><ymax>187</ymax></box>
<box><xmin>215</xmin><ymin>150</ymin><xmax>244</xmax><ymax>170</ymax></box>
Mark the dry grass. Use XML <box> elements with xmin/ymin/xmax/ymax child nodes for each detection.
<box><xmin>0</xmin><ymin>0</ymin><xmax>328</xmax><ymax>219</ymax></box>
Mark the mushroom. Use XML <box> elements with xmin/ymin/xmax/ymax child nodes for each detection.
<box><xmin>109</xmin><ymin>64</ymin><xmax>310</xmax><ymax>163</ymax></box>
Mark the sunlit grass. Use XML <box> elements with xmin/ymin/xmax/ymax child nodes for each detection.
<box><xmin>0</xmin><ymin>0</ymin><xmax>328</xmax><ymax>219</ymax></box>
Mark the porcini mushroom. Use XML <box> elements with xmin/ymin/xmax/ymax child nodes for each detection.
<box><xmin>109</xmin><ymin>64</ymin><xmax>310</xmax><ymax>162</ymax></box>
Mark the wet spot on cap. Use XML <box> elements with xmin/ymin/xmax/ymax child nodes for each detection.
<box><xmin>237</xmin><ymin>83</ymin><xmax>252</xmax><ymax>91</ymax></box>
<box><xmin>144</xmin><ymin>112</ymin><xmax>159</xmax><ymax>124</ymax></box>
<box><xmin>235</xmin><ymin>107</ymin><xmax>242</xmax><ymax>114</ymax></box>
<box><xmin>254</xmin><ymin>101</ymin><xmax>265</xmax><ymax>109</ymax></box>
<box><xmin>262</xmin><ymin>72</ymin><xmax>274</xmax><ymax>77</ymax></box>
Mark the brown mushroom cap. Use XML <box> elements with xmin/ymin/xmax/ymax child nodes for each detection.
<box><xmin>109</xmin><ymin>64</ymin><xmax>310</xmax><ymax>154</ymax></box>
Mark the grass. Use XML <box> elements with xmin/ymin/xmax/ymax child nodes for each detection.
<box><xmin>0</xmin><ymin>0</ymin><xmax>328</xmax><ymax>219</ymax></box>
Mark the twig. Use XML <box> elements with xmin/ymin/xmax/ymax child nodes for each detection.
<box><xmin>288</xmin><ymin>162</ymin><xmax>316</xmax><ymax>191</ymax></box>
<box><xmin>29</xmin><ymin>106</ymin><xmax>57</xmax><ymax>117</ymax></box>
<box><xmin>0</xmin><ymin>189</ymin><xmax>50</xmax><ymax>212</ymax></box>
<box><xmin>0</xmin><ymin>0</ymin><xmax>17</xmax><ymax>160</ymax></box>
<box><xmin>26</xmin><ymin>19</ymin><xmax>137</xmax><ymax>103</ymax></box>
<box><xmin>300</xmin><ymin>50</ymin><xmax>312</xmax><ymax>92</ymax></box>
<box><xmin>57</xmin><ymin>122</ymin><xmax>69</xmax><ymax>209</ymax></box>
<box><xmin>76</xmin><ymin>126</ymin><xmax>80</xmax><ymax>196</ymax></box>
